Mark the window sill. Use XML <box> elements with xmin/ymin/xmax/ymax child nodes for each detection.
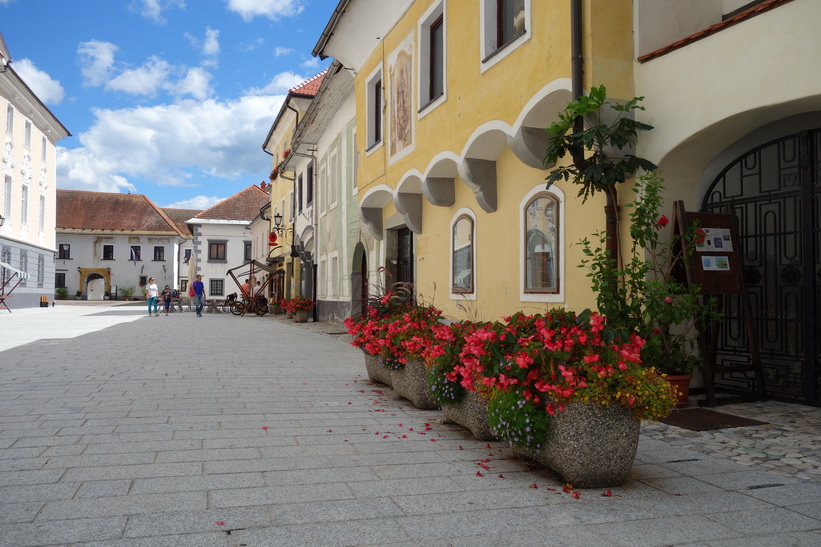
<box><xmin>481</xmin><ymin>32</ymin><xmax>525</xmax><ymax>64</ymax></box>
<box><xmin>418</xmin><ymin>92</ymin><xmax>445</xmax><ymax>114</ymax></box>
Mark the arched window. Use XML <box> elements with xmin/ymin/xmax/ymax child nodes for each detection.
<box><xmin>452</xmin><ymin>214</ymin><xmax>474</xmax><ymax>294</ymax></box>
<box><xmin>524</xmin><ymin>193</ymin><xmax>558</xmax><ymax>293</ymax></box>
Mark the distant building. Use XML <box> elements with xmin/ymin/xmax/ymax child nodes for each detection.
<box><xmin>189</xmin><ymin>184</ymin><xmax>269</xmax><ymax>299</ymax></box>
<box><xmin>161</xmin><ymin>207</ymin><xmax>202</xmax><ymax>292</ymax></box>
<box><xmin>55</xmin><ymin>190</ymin><xmax>186</xmax><ymax>300</ymax></box>
<box><xmin>1</xmin><ymin>31</ymin><xmax>71</xmax><ymax>309</ymax></box>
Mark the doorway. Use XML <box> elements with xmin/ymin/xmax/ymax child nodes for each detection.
<box><xmin>703</xmin><ymin>129</ymin><xmax>820</xmax><ymax>404</ymax></box>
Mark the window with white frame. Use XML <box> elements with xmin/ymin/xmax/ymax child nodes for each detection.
<box><xmin>41</xmin><ymin>136</ymin><xmax>47</xmax><ymax>162</ymax></box>
<box><xmin>58</xmin><ymin>243</ymin><xmax>71</xmax><ymax>259</ymax></box>
<box><xmin>330</xmin><ymin>252</ymin><xmax>339</xmax><ymax>297</ymax></box>
<box><xmin>524</xmin><ymin>192</ymin><xmax>559</xmax><ymax>293</ymax></box>
<box><xmin>297</xmin><ymin>173</ymin><xmax>303</xmax><ymax>213</ymax></box>
<box><xmin>39</xmin><ymin>194</ymin><xmax>45</xmax><ymax>232</ymax></box>
<box><xmin>306</xmin><ymin>162</ymin><xmax>314</xmax><ymax>206</ymax></box>
<box><xmin>351</xmin><ymin>129</ymin><xmax>358</xmax><ymax>194</ymax></box>
<box><xmin>319</xmin><ymin>256</ymin><xmax>327</xmax><ymax>297</ymax></box>
<box><xmin>451</xmin><ymin>214</ymin><xmax>474</xmax><ymax>294</ymax></box>
<box><xmin>366</xmin><ymin>68</ymin><xmax>383</xmax><ymax>150</ymax></box>
<box><xmin>20</xmin><ymin>183</ymin><xmax>28</xmax><ymax>225</ymax></box>
<box><xmin>24</xmin><ymin>120</ymin><xmax>32</xmax><ymax>149</ymax></box>
<box><xmin>319</xmin><ymin>162</ymin><xmax>326</xmax><ymax>214</ymax></box>
<box><xmin>329</xmin><ymin>151</ymin><xmax>338</xmax><ymax>209</ymax></box>
<box><xmin>103</xmin><ymin>244</ymin><xmax>114</xmax><ymax>260</ymax></box>
<box><xmin>482</xmin><ymin>0</ymin><xmax>529</xmax><ymax>65</ymax></box>
<box><xmin>3</xmin><ymin>174</ymin><xmax>11</xmax><ymax>220</ymax></box>
<box><xmin>419</xmin><ymin>1</ymin><xmax>446</xmax><ymax>111</ymax></box>
<box><xmin>5</xmin><ymin>102</ymin><xmax>13</xmax><ymax>134</ymax></box>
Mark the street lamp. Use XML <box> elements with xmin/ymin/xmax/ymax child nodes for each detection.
<box><xmin>0</xmin><ymin>214</ymin><xmax>5</xmax><ymax>227</ymax></box>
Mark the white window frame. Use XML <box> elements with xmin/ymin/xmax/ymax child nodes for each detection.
<box><xmin>5</xmin><ymin>102</ymin><xmax>13</xmax><ymax>135</ymax></box>
<box><xmin>351</xmin><ymin>129</ymin><xmax>358</xmax><ymax>196</ymax></box>
<box><xmin>319</xmin><ymin>255</ymin><xmax>327</xmax><ymax>298</ymax></box>
<box><xmin>330</xmin><ymin>251</ymin><xmax>339</xmax><ymax>298</ymax></box>
<box><xmin>319</xmin><ymin>161</ymin><xmax>327</xmax><ymax>216</ymax></box>
<box><xmin>329</xmin><ymin>151</ymin><xmax>338</xmax><ymax>210</ymax></box>
<box><xmin>3</xmin><ymin>174</ymin><xmax>12</xmax><ymax>222</ymax></box>
<box><xmin>365</xmin><ymin>65</ymin><xmax>384</xmax><ymax>155</ymax></box>
<box><xmin>24</xmin><ymin>119</ymin><xmax>32</xmax><ymax>149</ymax></box>
<box><xmin>449</xmin><ymin>207</ymin><xmax>477</xmax><ymax>301</ymax></box>
<box><xmin>20</xmin><ymin>181</ymin><xmax>29</xmax><ymax>226</ymax></box>
<box><xmin>519</xmin><ymin>183</ymin><xmax>564</xmax><ymax>303</ymax></box>
<box><xmin>480</xmin><ymin>0</ymin><xmax>531</xmax><ymax>74</ymax></box>
<box><xmin>41</xmin><ymin>136</ymin><xmax>47</xmax><ymax>162</ymax></box>
<box><xmin>418</xmin><ymin>0</ymin><xmax>447</xmax><ymax>118</ymax></box>
<box><xmin>38</xmin><ymin>194</ymin><xmax>45</xmax><ymax>233</ymax></box>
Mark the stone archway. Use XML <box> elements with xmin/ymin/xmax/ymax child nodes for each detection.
<box><xmin>77</xmin><ymin>268</ymin><xmax>111</xmax><ymax>300</ymax></box>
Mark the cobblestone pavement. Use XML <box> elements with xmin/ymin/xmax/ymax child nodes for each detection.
<box><xmin>0</xmin><ymin>305</ymin><xmax>818</xmax><ymax>546</ymax></box>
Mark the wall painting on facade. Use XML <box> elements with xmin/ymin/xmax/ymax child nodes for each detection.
<box><xmin>388</xmin><ymin>33</ymin><xmax>414</xmax><ymax>159</ymax></box>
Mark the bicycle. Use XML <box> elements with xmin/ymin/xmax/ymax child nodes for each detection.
<box><xmin>229</xmin><ymin>293</ymin><xmax>269</xmax><ymax>316</ymax></box>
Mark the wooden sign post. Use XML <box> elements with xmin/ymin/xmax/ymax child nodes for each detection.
<box><xmin>672</xmin><ymin>201</ymin><xmax>766</xmax><ymax>406</ymax></box>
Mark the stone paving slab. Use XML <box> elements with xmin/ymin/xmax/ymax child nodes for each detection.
<box><xmin>0</xmin><ymin>304</ymin><xmax>818</xmax><ymax>546</ymax></box>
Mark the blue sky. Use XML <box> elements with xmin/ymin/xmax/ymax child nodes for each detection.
<box><xmin>1</xmin><ymin>0</ymin><xmax>336</xmax><ymax>209</ymax></box>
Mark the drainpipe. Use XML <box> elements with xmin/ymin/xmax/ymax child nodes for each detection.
<box><xmin>572</xmin><ymin>0</ymin><xmax>618</xmax><ymax>261</ymax></box>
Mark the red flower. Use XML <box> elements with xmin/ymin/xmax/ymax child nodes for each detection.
<box><xmin>656</xmin><ymin>215</ymin><xmax>669</xmax><ymax>228</ymax></box>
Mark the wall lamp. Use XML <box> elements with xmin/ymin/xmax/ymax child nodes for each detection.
<box><xmin>0</xmin><ymin>214</ymin><xmax>5</xmax><ymax>226</ymax></box>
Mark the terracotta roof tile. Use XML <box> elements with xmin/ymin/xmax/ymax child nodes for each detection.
<box><xmin>56</xmin><ymin>190</ymin><xmax>182</xmax><ymax>235</ymax></box>
<box><xmin>194</xmin><ymin>185</ymin><xmax>269</xmax><ymax>222</ymax></box>
<box><xmin>638</xmin><ymin>0</ymin><xmax>792</xmax><ymax>63</ymax></box>
<box><xmin>162</xmin><ymin>208</ymin><xmax>202</xmax><ymax>237</ymax></box>
<box><xmin>289</xmin><ymin>70</ymin><xmax>327</xmax><ymax>97</ymax></box>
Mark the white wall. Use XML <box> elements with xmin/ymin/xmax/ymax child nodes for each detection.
<box><xmin>191</xmin><ymin>221</ymin><xmax>252</xmax><ymax>297</ymax></box>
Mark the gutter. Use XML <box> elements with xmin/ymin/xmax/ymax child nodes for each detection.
<box><xmin>571</xmin><ymin>0</ymin><xmax>583</xmax><ymax>133</ymax></box>
<box><xmin>312</xmin><ymin>0</ymin><xmax>352</xmax><ymax>59</ymax></box>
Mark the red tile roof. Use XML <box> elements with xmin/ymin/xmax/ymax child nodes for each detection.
<box><xmin>289</xmin><ymin>70</ymin><xmax>327</xmax><ymax>97</ymax></box>
<box><xmin>194</xmin><ymin>185</ymin><xmax>269</xmax><ymax>222</ymax></box>
<box><xmin>56</xmin><ymin>190</ymin><xmax>184</xmax><ymax>235</ymax></box>
<box><xmin>638</xmin><ymin>0</ymin><xmax>792</xmax><ymax>62</ymax></box>
<box><xmin>161</xmin><ymin>208</ymin><xmax>202</xmax><ymax>237</ymax></box>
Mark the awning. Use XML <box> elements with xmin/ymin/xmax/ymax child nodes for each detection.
<box><xmin>0</xmin><ymin>261</ymin><xmax>29</xmax><ymax>280</ymax></box>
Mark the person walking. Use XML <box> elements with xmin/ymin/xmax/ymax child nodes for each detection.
<box><xmin>161</xmin><ymin>285</ymin><xmax>173</xmax><ymax>316</ymax></box>
<box><xmin>191</xmin><ymin>274</ymin><xmax>205</xmax><ymax>317</ymax></box>
<box><xmin>146</xmin><ymin>277</ymin><xmax>159</xmax><ymax>316</ymax></box>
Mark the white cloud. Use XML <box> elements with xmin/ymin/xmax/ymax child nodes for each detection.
<box><xmin>166</xmin><ymin>67</ymin><xmax>213</xmax><ymax>101</ymax></box>
<box><xmin>164</xmin><ymin>195</ymin><xmax>224</xmax><ymax>209</ymax></box>
<box><xmin>13</xmin><ymin>58</ymin><xmax>65</xmax><ymax>106</ymax></box>
<box><xmin>301</xmin><ymin>56</ymin><xmax>319</xmax><ymax>68</ymax></box>
<box><xmin>225</xmin><ymin>0</ymin><xmax>304</xmax><ymax>22</ymax></box>
<box><xmin>274</xmin><ymin>47</ymin><xmax>294</xmax><ymax>57</ymax></box>
<box><xmin>131</xmin><ymin>0</ymin><xmax>185</xmax><ymax>24</ymax></box>
<box><xmin>57</xmin><ymin>94</ymin><xmax>286</xmax><ymax>194</ymax></box>
<box><xmin>203</xmin><ymin>27</ymin><xmax>220</xmax><ymax>56</ymax></box>
<box><xmin>244</xmin><ymin>71</ymin><xmax>305</xmax><ymax>96</ymax></box>
<box><xmin>106</xmin><ymin>56</ymin><xmax>171</xmax><ymax>95</ymax></box>
<box><xmin>77</xmin><ymin>40</ymin><xmax>119</xmax><ymax>87</ymax></box>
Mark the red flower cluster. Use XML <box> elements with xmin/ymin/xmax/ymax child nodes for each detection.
<box><xmin>280</xmin><ymin>297</ymin><xmax>313</xmax><ymax>313</ymax></box>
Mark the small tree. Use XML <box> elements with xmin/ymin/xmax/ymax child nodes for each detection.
<box><xmin>544</xmin><ymin>85</ymin><xmax>656</xmax><ymax>202</ymax></box>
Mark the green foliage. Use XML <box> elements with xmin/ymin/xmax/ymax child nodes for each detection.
<box><xmin>55</xmin><ymin>287</ymin><xmax>69</xmax><ymax>298</ymax></box>
<box><xmin>488</xmin><ymin>389</ymin><xmax>550</xmax><ymax>452</ymax></box>
<box><xmin>579</xmin><ymin>173</ymin><xmax>722</xmax><ymax>374</ymax></box>
<box><xmin>544</xmin><ymin>85</ymin><xmax>656</xmax><ymax>201</ymax></box>
<box><xmin>120</xmin><ymin>286</ymin><xmax>135</xmax><ymax>299</ymax></box>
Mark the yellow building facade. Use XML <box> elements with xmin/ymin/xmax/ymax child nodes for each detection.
<box><xmin>315</xmin><ymin>0</ymin><xmax>635</xmax><ymax>321</ymax></box>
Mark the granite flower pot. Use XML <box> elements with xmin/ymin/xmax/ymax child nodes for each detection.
<box><xmin>443</xmin><ymin>390</ymin><xmax>495</xmax><ymax>441</ymax></box>
<box><xmin>294</xmin><ymin>309</ymin><xmax>310</xmax><ymax>323</ymax></box>
<box><xmin>390</xmin><ymin>357</ymin><xmax>439</xmax><ymax>410</ymax></box>
<box><xmin>515</xmin><ymin>402</ymin><xmax>640</xmax><ymax>488</ymax></box>
<box><xmin>364</xmin><ymin>353</ymin><xmax>392</xmax><ymax>386</ymax></box>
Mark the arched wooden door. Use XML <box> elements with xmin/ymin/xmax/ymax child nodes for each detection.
<box><xmin>703</xmin><ymin>130</ymin><xmax>820</xmax><ymax>404</ymax></box>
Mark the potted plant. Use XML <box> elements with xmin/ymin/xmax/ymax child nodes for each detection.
<box><xmin>120</xmin><ymin>286</ymin><xmax>135</xmax><ymax>301</ymax></box>
<box><xmin>579</xmin><ymin>172</ymin><xmax>721</xmax><ymax>407</ymax></box>
<box><xmin>55</xmin><ymin>287</ymin><xmax>69</xmax><ymax>300</ymax></box>
<box><xmin>456</xmin><ymin>309</ymin><xmax>676</xmax><ymax>487</ymax></box>
<box><xmin>423</xmin><ymin>320</ymin><xmax>496</xmax><ymax>440</ymax></box>
<box><xmin>288</xmin><ymin>297</ymin><xmax>314</xmax><ymax>323</ymax></box>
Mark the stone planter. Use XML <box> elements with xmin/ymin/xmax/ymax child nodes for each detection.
<box><xmin>285</xmin><ymin>310</ymin><xmax>294</xmax><ymax>319</ymax></box>
<box><xmin>293</xmin><ymin>309</ymin><xmax>310</xmax><ymax>323</ymax></box>
<box><xmin>515</xmin><ymin>402</ymin><xmax>640</xmax><ymax>488</ymax></box>
<box><xmin>390</xmin><ymin>357</ymin><xmax>439</xmax><ymax>410</ymax></box>
<box><xmin>364</xmin><ymin>353</ymin><xmax>392</xmax><ymax>386</ymax></box>
<box><xmin>443</xmin><ymin>390</ymin><xmax>495</xmax><ymax>440</ymax></box>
